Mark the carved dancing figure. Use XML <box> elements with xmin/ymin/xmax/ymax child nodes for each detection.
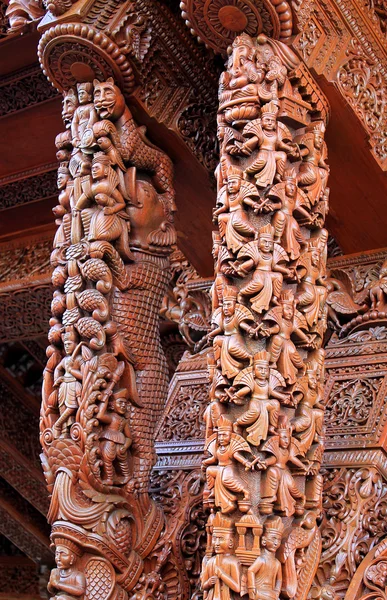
<box><xmin>201</xmin><ymin>512</ymin><xmax>242</xmax><ymax>600</ymax></box>
<box><xmin>234</xmin><ymin>224</ymin><xmax>292</xmax><ymax>313</ymax></box>
<box><xmin>52</xmin><ymin>330</ymin><xmax>83</xmax><ymax>439</ymax></box>
<box><xmin>213</xmin><ymin>165</ymin><xmax>260</xmax><ymax>254</ymax></box>
<box><xmin>231</xmin><ymin>351</ymin><xmax>290</xmax><ymax>447</ymax></box>
<box><xmin>74</xmin><ymin>152</ymin><xmax>132</xmax><ymax>261</ymax></box>
<box><xmin>259</xmin><ymin>290</ymin><xmax>311</xmax><ymax>385</ymax></box>
<box><xmin>258</xmin><ymin>415</ymin><xmax>306</xmax><ymax>516</ymax></box>
<box><xmin>295</xmin><ymin>122</ymin><xmax>329</xmax><ymax>206</ymax></box>
<box><xmin>204</xmin><ymin>286</ymin><xmax>255</xmax><ymax>379</ymax></box>
<box><xmin>48</xmin><ymin>539</ymin><xmax>86</xmax><ymax>600</ymax></box>
<box><xmin>291</xmin><ymin>363</ymin><xmax>325</xmax><ymax>457</ymax></box>
<box><xmin>264</xmin><ymin>169</ymin><xmax>316</xmax><ymax>261</ymax></box>
<box><xmin>97</xmin><ymin>388</ymin><xmax>132</xmax><ymax>486</ymax></box>
<box><xmin>211</xmin><ymin>232</ymin><xmax>234</xmax><ymax>310</ymax></box>
<box><xmin>203</xmin><ymin>415</ymin><xmax>255</xmax><ymax>514</ymax></box>
<box><xmin>229</xmin><ymin>101</ymin><xmax>297</xmax><ymax>188</ymax></box>
<box><xmin>203</xmin><ymin>352</ymin><xmax>228</xmax><ymax>439</ymax></box>
<box><xmin>247</xmin><ymin>516</ymin><xmax>284</xmax><ymax>600</ymax></box>
<box><xmin>295</xmin><ymin>239</ymin><xmax>327</xmax><ymax>328</ymax></box>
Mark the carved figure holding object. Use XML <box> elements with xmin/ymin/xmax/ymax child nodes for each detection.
<box><xmin>247</xmin><ymin>516</ymin><xmax>284</xmax><ymax>600</ymax></box>
<box><xmin>48</xmin><ymin>539</ymin><xmax>86</xmax><ymax>600</ymax></box>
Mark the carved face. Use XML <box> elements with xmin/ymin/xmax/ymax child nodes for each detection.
<box><xmin>62</xmin><ymin>91</ymin><xmax>78</xmax><ymax>128</ymax></box>
<box><xmin>311</xmin><ymin>250</ymin><xmax>320</xmax><ymax>267</ymax></box>
<box><xmin>217</xmin><ymin>430</ymin><xmax>231</xmax><ymax>446</ymax></box>
<box><xmin>91</xmin><ymin>161</ymin><xmax>107</xmax><ymax>180</ymax></box>
<box><xmin>279</xmin><ymin>430</ymin><xmax>290</xmax><ymax>449</ymax></box>
<box><xmin>113</xmin><ymin>397</ymin><xmax>127</xmax><ymax>415</ymax></box>
<box><xmin>223</xmin><ymin>298</ymin><xmax>236</xmax><ymax>317</ymax></box>
<box><xmin>229</xmin><ymin>44</ymin><xmax>255</xmax><ymax>82</ymax></box>
<box><xmin>262</xmin><ymin>115</ymin><xmax>276</xmax><ymax>131</ymax></box>
<box><xmin>55</xmin><ymin>545</ymin><xmax>75</xmax><ymax>569</ymax></box>
<box><xmin>254</xmin><ymin>363</ymin><xmax>269</xmax><ymax>381</ymax></box>
<box><xmin>93</xmin><ymin>82</ymin><xmax>119</xmax><ymax>119</ymax></box>
<box><xmin>227</xmin><ymin>176</ymin><xmax>241</xmax><ymax>194</ymax></box>
<box><xmin>262</xmin><ymin>532</ymin><xmax>281</xmax><ymax>552</ymax></box>
<box><xmin>258</xmin><ymin>236</ymin><xmax>273</xmax><ymax>253</ymax></box>
<box><xmin>314</xmin><ymin>133</ymin><xmax>323</xmax><ymax>150</ymax></box>
<box><xmin>63</xmin><ymin>338</ymin><xmax>76</xmax><ymax>356</ymax></box>
<box><xmin>308</xmin><ymin>373</ymin><xmax>318</xmax><ymax>390</ymax></box>
<box><xmin>285</xmin><ymin>180</ymin><xmax>297</xmax><ymax>198</ymax></box>
<box><xmin>282</xmin><ymin>302</ymin><xmax>294</xmax><ymax>321</ymax></box>
<box><xmin>77</xmin><ymin>84</ymin><xmax>92</xmax><ymax>104</ymax></box>
<box><xmin>57</xmin><ymin>172</ymin><xmax>69</xmax><ymax>190</ymax></box>
<box><xmin>213</xmin><ymin>532</ymin><xmax>232</xmax><ymax>554</ymax></box>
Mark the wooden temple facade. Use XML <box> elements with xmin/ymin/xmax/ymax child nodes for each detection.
<box><xmin>1</xmin><ymin>0</ymin><xmax>387</xmax><ymax>599</ymax></box>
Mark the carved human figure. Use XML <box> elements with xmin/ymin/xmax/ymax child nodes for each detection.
<box><xmin>211</xmin><ymin>232</ymin><xmax>234</xmax><ymax>310</ymax></box>
<box><xmin>201</xmin><ymin>512</ymin><xmax>242</xmax><ymax>600</ymax></box>
<box><xmin>74</xmin><ymin>153</ymin><xmax>132</xmax><ymax>261</ymax></box>
<box><xmin>234</xmin><ymin>224</ymin><xmax>292</xmax><ymax>313</ymax></box>
<box><xmin>230</xmin><ymin>351</ymin><xmax>290</xmax><ymax>447</ymax></box>
<box><xmin>213</xmin><ymin>165</ymin><xmax>260</xmax><ymax>254</ymax></box>
<box><xmin>291</xmin><ymin>363</ymin><xmax>325</xmax><ymax>457</ymax></box>
<box><xmin>53</xmin><ymin>164</ymin><xmax>72</xmax><ymax>248</ymax></box>
<box><xmin>247</xmin><ymin>516</ymin><xmax>284</xmax><ymax>600</ymax></box>
<box><xmin>264</xmin><ymin>169</ymin><xmax>316</xmax><ymax>261</ymax></box>
<box><xmin>205</xmin><ymin>286</ymin><xmax>255</xmax><ymax>379</ymax></box>
<box><xmin>296</xmin><ymin>122</ymin><xmax>329</xmax><ymax>206</ymax></box>
<box><xmin>48</xmin><ymin>539</ymin><xmax>86</xmax><ymax>600</ymax></box>
<box><xmin>258</xmin><ymin>416</ymin><xmax>306</xmax><ymax>516</ymax></box>
<box><xmin>97</xmin><ymin>388</ymin><xmax>132</xmax><ymax>486</ymax></box>
<box><xmin>230</xmin><ymin>101</ymin><xmax>296</xmax><ymax>188</ymax></box>
<box><xmin>203</xmin><ymin>415</ymin><xmax>255</xmax><ymax>514</ymax></box>
<box><xmin>295</xmin><ymin>240</ymin><xmax>327</xmax><ymax>329</ymax></box>
<box><xmin>369</xmin><ymin>259</ymin><xmax>387</xmax><ymax>311</ymax></box>
<box><xmin>52</xmin><ymin>330</ymin><xmax>83</xmax><ymax>439</ymax></box>
<box><xmin>260</xmin><ymin>290</ymin><xmax>312</xmax><ymax>385</ymax></box>
<box><xmin>71</xmin><ymin>82</ymin><xmax>98</xmax><ymax>151</ymax></box>
<box><xmin>203</xmin><ymin>353</ymin><xmax>227</xmax><ymax>439</ymax></box>
<box><xmin>62</xmin><ymin>89</ymin><xmax>78</xmax><ymax>130</ymax></box>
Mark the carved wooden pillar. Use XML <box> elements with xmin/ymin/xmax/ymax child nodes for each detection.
<box><xmin>35</xmin><ymin>8</ymin><xmax>177</xmax><ymax>596</ymax></box>
<box><xmin>199</xmin><ymin>33</ymin><xmax>330</xmax><ymax>600</ymax></box>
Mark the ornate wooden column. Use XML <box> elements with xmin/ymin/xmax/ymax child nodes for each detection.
<box><xmin>193</xmin><ymin>30</ymin><xmax>331</xmax><ymax>600</ymax></box>
<box><xmin>33</xmin><ymin>6</ymin><xmax>178</xmax><ymax>597</ymax></box>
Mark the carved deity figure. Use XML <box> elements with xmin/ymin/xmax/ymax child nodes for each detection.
<box><xmin>208</xmin><ymin>286</ymin><xmax>256</xmax><ymax>379</ymax></box>
<box><xmin>211</xmin><ymin>232</ymin><xmax>234</xmax><ymax>310</ymax></box>
<box><xmin>203</xmin><ymin>353</ymin><xmax>227</xmax><ymax>439</ymax></box>
<box><xmin>296</xmin><ymin>122</ymin><xmax>329</xmax><ymax>206</ymax></box>
<box><xmin>258</xmin><ymin>416</ymin><xmax>306</xmax><ymax>516</ymax></box>
<box><xmin>234</xmin><ymin>224</ymin><xmax>291</xmax><ymax>313</ymax></box>
<box><xmin>214</xmin><ymin>165</ymin><xmax>260</xmax><ymax>254</ymax></box>
<box><xmin>98</xmin><ymin>388</ymin><xmax>132</xmax><ymax>486</ymax></box>
<box><xmin>74</xmin><ymin>152</ymin><xmax>132</xmax><ymax>261</ymax></box>
<box><xmin>247</xmin><ymin>516</ymin><xmax>284</xmax><ymax>600</ymax></box>
<box><xmin>265</xmin><ymin>169</ymin><xmax>315</xmax><ymax>261</ymax></box>
<box><xmin>231</xmin><ymin>351</ymin><xmax>290</xmax><ymax>447</ymax></box>
<box><xmin>48</xmin><ymin>539</ymin><xmax>86</xmax><ymax>600</ymax></box>
<box><xmin>201</xmin><ymin>512</ymin><xmax>242</xmax><ymax>600</ymax></box>
<box><xmin>230</xmin><ymin>101</ymin><xmax>296</xmax><ymax>188</ymax></box>
<box><xmin>71</xmin><ymin>82</ymin><xmax>98</xmax><ymax>152</ymax></box>
<box><xmin>53</xmin><ymin>164</ymin><xmax>72</xmax><ymax>248</ymax></box>
<box><xmin>260</xmin><ymin>290</ymin><xmax>311</xmax><ymax>385</ymax></box>
<box><xmin>203</xmin><ymin>416</ymin><xmax>255</xmax><ymax>514</ymax></box>
<box><xmin>295</xmin><ymin>240</ymin><xmax>327</xmax><ymax>328</ymax></box>
<box><xmin>52</xmin><ymin>330</ymin><xmax>82</xmax><ymax>439</ymax></box>
<box><xmin>291</xmin><ymin>363</ymin><xmax>325</xmax><ymax>458</ymax></box>
<box><xmin>62</xmin><ymin>89</ymin><xmax>78</xmax><ymax>131</ymax></box>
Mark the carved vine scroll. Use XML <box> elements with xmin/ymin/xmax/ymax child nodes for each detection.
<box><xmin>40</xmin><ymin>77</ymin><xmax>176</xmax><ymax>597</ymax></box>
<box><xmin>199</xmin><ymin>32</ymin><xmax>330</xmax><ymax>600</ymax></box>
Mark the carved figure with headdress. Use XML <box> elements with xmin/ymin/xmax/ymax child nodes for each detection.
<box><xmin>53</xmin><ymin>164</ymin><xmax>72</xmax><ymax>248</ymax></box>
<box><xmin>214</xmin><ymin>165</ymin><xmax>260</xmax><ymax>254</ymax></box>
<box><xmin>48</xmin><ymin>538</ymin><xmax>86</xmax><ymax>600</ymax></box>
<box><xmin>295</xmin><ymin>238</ymin><xmax>327</xmax><ymax>329</ymax></box>
<box><xmin>201</xmin><ymin>512</ymin><xmax>242</xmax><ymax>600</ymax></box>
<box><xmin>247</xmin><ymin>516</ymin><xmax>284</xmax><ymax>600</ymax></box>
<box><xmin>228</xmin><ymin>101</ymin><xmax>297</xmax><ymax>188</ymax></box>
<box><xmin>258</xmin><ymin>415</ymin><xmax>306</xmax><ymax>516</ymax></box>
<box><xmin>233</xmin><ymin>224</ymin><xmax>292</xmax><ymax>313</ymax></box>
<box><xmin>295</xmin><ymin>122</ymin><xmax>329</xmax><ymax>206</ymax></box>
<box><xmin>230</xmin><ymin>350</ymin><xmax>291</xmax><ymax>447</ymax></box>
<box><xmin>203</xmin><ymin>415</ymin><xmax>255</xmax><ymax>514</ymax></box>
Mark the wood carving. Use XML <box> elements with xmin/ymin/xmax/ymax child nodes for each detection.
<box><xmin>40</xmin><ymin>77</ymin><xmax>176</xmax><ymax>597</ymax></box>
<box><xmin>201</xmin><ymin>32</ymin><xmax>330</xmax><ymax>600</ymax></box>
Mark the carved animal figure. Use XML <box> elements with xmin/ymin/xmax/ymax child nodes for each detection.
<box><xmin>92</xmin><ymin>79</ymin><xmax>175</xmax><ymax>212</ymax></box>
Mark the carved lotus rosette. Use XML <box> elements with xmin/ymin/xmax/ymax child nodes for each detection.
<box><xmin>38</xmin><ymin>23</ymin><xmax>135</xmax><ymax>94</ymax></box>
<box><xmin>180</xmin><ymin>0</ymin><xmax>294</xmax><ymax>54</ymax></box>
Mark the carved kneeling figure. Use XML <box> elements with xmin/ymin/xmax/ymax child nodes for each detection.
<box><xmin>48</xmin><ymin>539</ymin><xmax>86</xmax><ymax>600</ymax></box>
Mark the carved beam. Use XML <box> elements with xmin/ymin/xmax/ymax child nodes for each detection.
<box><xmin>198</xmin><ymin>32</ymin><xmax>329</xmax><ymax>600</ymax></box>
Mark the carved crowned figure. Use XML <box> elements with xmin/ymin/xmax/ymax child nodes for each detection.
<box><xmin>48</xmin><ymin>538</ymin><xmax>86</xmax><ymax>600</ymax></box>
<box><xmin>247</xmin><ymin>516</ymin><xmax>284</xmax><ymax>600</ymax></box>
